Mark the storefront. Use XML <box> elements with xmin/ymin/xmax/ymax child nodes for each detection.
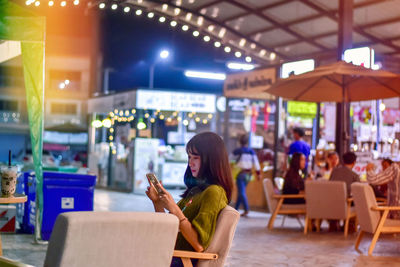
<box><xmin>87</xmin><ymin>88</ymin><xmax>217</xmax><ymax>193</ymax></box>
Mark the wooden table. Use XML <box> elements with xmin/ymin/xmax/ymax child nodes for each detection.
<box><xmin>0</xmin><ymin>194</ymin><xmax>27</xmax><ymax>256</ymax></box>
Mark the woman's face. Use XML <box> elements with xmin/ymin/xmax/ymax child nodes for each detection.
<box><xmin>299</xmin><ymin>155</ymin><xmax>306</xmax><ymax>170</ymax></box>
<box><xmin>188</xmin><ymin>152</ymin><xmax>201</xmax><ymax>178</ymax></box>
<box><xmin>328</xmin><ymin>154</ymin><xmax>339</xmax><ymax>168</ymax></box>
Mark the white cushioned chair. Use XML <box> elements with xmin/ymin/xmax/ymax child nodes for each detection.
<box><xmin>263</xmin><ymin>178</ymin><xmax>306</xmax><ymax>230</ymax></box>
<box><xmin>173</xmin><ymin>205</ymin><xmax>240</xmax><ymax>267</ymax></box>
<box><xmin>351</xmin><ymin>182</ymin><xmax>400</xmax><ymax>255</ymax></box>
<box><xmin>0</xmin><ymin>211</ymin><xmax>179</xmax><ymax>267</ymax></box>
<box><xmin>304</xmin><ymin>180</ymin><xmax>356</xmax><ymax>237</ymax></box>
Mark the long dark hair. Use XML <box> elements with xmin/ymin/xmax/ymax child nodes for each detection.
<box><xmin>289</xmin><ymin>152</ymin><xmax>303</xmax><ymax>173</ymax></box>
<box><xmin>183</xmin><ymin>132</ymin><xmax>233</xmax><ymax>202</ymax></box>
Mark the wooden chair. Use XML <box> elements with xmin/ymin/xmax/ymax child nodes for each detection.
<box><xmin>0</xmin><ymin>211</ymin><xmax>179</xmax><ymax>267</ymax></box>
<box><xmin>304</xmin><ymin>180</ymin><xmax>356</xmax><ymax>237</ymax></box>
<box><xmin>263</xmin><ymin>179</ymin><xmax>306</xmax><ymax>230</ymax></box>
<box><xmin>351</xmin><ymin>183</ymin><xmax>400</xmax><ymax>255</ymax></box>
<box><xmin>173</xmin><ymin>206</ymin><xmax>240</xmax><ymax>267</ymax></box>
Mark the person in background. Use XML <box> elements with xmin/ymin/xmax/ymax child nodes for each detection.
<box><xmin>146</xmin><ymin>132</ymin><xmax>233</xmax><ymax>267</ymax></box>
<box><xmin>366</xmin><ymin>159</ymin><xmax>400</xmax><ymax>219</ymax></box>
<box><xmin>372</xmin><ymin>158</ymin><xmax>392</xmax><ymax>198</ymax></box>
<box><xmin>231</xmin><ymin>134</ymin><xmax>261</xmax><ymax>217</ymax></box>
<box><xmin>329</xmin><ymin>152</ymin><xmax>360</xmax><ymax>196</ymax></box>
<box><xmin>282</xmin><ymin>152</ymin><xmax>307</xmax><ymax>204</ymax></box>
<box><xmin>317</xmin><ymin>151</ymin><xmax>339</xmax><ymax>180</ymax></box>
<box><xmin>288</xmin><ymin>127</ymin><xmax>311</xmax><ymax>175</ymax></box>
<box><xmin>329</xmin><ymin>152</ymin><xmax>359</xmax><ymax>232</ymax></box>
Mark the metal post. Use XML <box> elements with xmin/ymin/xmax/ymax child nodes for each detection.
<box><xmin>273</xmin><ymin>97</ymin><xmax>280</xmax><ymax>179</ymax></box>
<box><xmin>223</xmin><ymin>97</ymin><xmax>230</xmax><ymax>151</ymax></box>
<box><xmin>335</xmin><ymin>0</ymin><xmax>353</xmax><ymax>158</ymax></box>
<box><xmin>149</xmin><ymin>64</ymin><xmax>155</xmax><ymax>89</ymax></box>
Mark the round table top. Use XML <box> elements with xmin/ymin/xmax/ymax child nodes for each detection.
<box><xmin>0</xmin><ymin>194</ymin><xmax>27</xmax><ymax>204</ymax></box>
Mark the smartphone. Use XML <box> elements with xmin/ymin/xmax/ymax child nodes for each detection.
<box><xmin>146</xmin><ymin>173</ymin><xmax>164</xmax><ymax>195</ymax></box>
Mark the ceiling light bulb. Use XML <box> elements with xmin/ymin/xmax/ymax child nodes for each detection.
<box><xmin>159</xmin><ymin>17</ymin><xmax>166</xmax><ymax>23</ymax></box>
<box><xmin>193</xmin><ymin>31</ymin><xmax>199</xmax><ymax>37</ymax></box>
<box><xmin>99</xmin><ymin>2</ymin><xmax>105</xmax><ymax>9</ymax></box>
<box><xmin>235</xmin><ymin>51</ymin><xmax>242</xmax><ymax>58</ymax></box>
<box><xmin>147</xmin><ymin>12</ymin><xmax>154</xmax><ymax>18</ymax></box>
<box><xmin>135</xmin><ymin>9</ymin><xmax>142</xmax><ymax>15</ymax></box>
<box><xmin>48</xmin><ymin>1</ymin><xmax>54</xmax><ymax>6</ymax></box>
<box><xmin>170</xmin><ymin>21</ymin><xmax>177</xmax><ymax>27</ymax></box>
<box><xmin>60</xmin><ymin>0</ymin><xmax>66</xmax><ymax>6</ymax></box>
<box><xmin>224</xmin><ymin>46</ymin><xmax>231</xmax><ymax>53</ymax></box>
<box><xmin>214</xmin><ymin>41</ymin><xmax>221</xmax><ymax>47</ymax></box>
<box><xmin>245</xmin><ymin>56</ymin><xmax>252</xmax><ymax>62</ymax></box>
<box><xmin>124</xmin><ymin>6</ymin><xmax>130</xmax><ymax>12</ymax></box>
<box><xmin>203</xmin><ymin>36</ymin><xmax>210</xmax><ymax>42</ymax></box>
<box><xmin>182</xmin><ymin>25</ymin><xmax>189</xmax><ymax>31</ymax></box>
<box><xmin>73</xmin><ymin>0</ymin><xmax>79</xmax><ymax>5</ymax></box>
<box><xmin>111</xmin><ymin>3</ymin><xmax>117</xmax><ymax>10</ymax></box>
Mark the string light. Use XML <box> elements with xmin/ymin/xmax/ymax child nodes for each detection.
<box><xmin>245</xmin><ymin>56</ymin><xmax>252</xmax><ymax>62</ymax></box>
<box><xmin>224</xmin><ymin>46</ymin><xmax>231</xmax><ymax>53</ymax></box>
<box><xmin>34</xmin><ymin>1</ymin><xmax>40</xmax><ymax>6</ymax></box>
<box><xmin>159</xmin><ymin>114</ymin><xmax>165</xmax><ymax>120</ymax></box>
<box><xmin>135</xmin><ymin>9</ymin><xmax>142</xmax><ymax>15</ymax></box>
<box><xmin>150</xmin><ymin>118</ymin><xmax>156</xmax><ymax>123</ymax></box>
<box><xmin>159</xmin><ymin>17</ymin><xmax>166</xmax><ymax>23</ymax></box>
<box><xmin>235</xmin><ymin>51</ymin><xmax>242</xmax><ymax>58</ymax></box>
<box><xmin>147</xmin><ymin>12</ymin><xmax>154</xmax><ymax>18</ymax></box>
<box><xmin>214</xmin><ymin>41</ymin><xmax>221</xmax><ymax>47</ymax></box>
<box><xmin>124</xmin><ymin>6</ymin><xmax>130</xmax><ymax>13</ymax></box>
<box><xmin>170</xmin><ymin>21</ymin><xmax>177</xmax><ymax>27</ymax></box>
<box><xmin>73</xmin><ymin>0</ymin><xmax>79</xmax><ymax>5</ymax></box>
<box><xmin>195</xmin><ymin>117</ymin><xmax>200</xmax><ymax>122</ymax></box>
<box><xmin>60</xmin><ymin>1</ymin><xmax>66</xmax><ymax>6</ymax></box>
<box><xmin>48</xmin><ymin>0</ymin><xmax>54</xmax><ymax>6</ymax></box>
<box><xmin>203</xmin><ymin>36</ymin><xmax>210</xmax><ymax>42</ymax></box>
<box><xmin>99</xmin><ymin>2</ymin><xmax>105</xmax><ymax>9</ymax></box>
<box><xmin>182</xmin><ymin>25</ymin><xmax>189</xmax><ymax>31</ymax></box>
<box><xmin>193</xmin><ymin>31</ymin><xmax>200</xmax><ymax>37</ymax></box>
<box><xmin>111</xmin><ymin>3</ymin><xmax>117</xmax><ymax>10</ymax></box>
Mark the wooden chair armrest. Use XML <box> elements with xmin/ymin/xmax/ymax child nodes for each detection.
<box><xmin>347</xmin><ymin>198</ymin><xmax>353</xmax><ymax>204</ymax></box>
<box><xmin>173</xmin><ymin>250</ymin><xmax>218</xmax><ymax>260</ymax></box>
<box><xmin>0</xmin><ymin>256</ymin><xmax>34</xmax><ymax>267</ymax></box>
<box><xmin>371</xmin><ymin>206</ymin><xmax>400</xmax><ymax>211</ymax></box>
<box><xmin>273</xmin><ymin>194</ymin><xmax>305</xmax><ymax>199</ymax></box>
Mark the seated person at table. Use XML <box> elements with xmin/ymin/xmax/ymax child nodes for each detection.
<box><xmin>330</xmin><ymin>152</ymin><xmax>360</xmax><ymax>196</ymax></box>
<box><xmin>367</xmin><ymin>159</ymin><xmax>400</xmax><ymax>219</ymax></box>
<box><xmin>372</xmin><ymin>158</ymin><xmax>392</xmax><ymax>198</ymax></box>
<box><xmin>282</xmin><ymin>152</ymin><xmax>306</xmax><ymax>204</ymax></box>
<box><xmin>146</xmin><ymin>132</ymin><xmax>233</xmax><ymax>267</ymax></box>
<box><xmin>317</xmin><ymin>151</ymin><xmax>339</xmax><ymax>180</ymax></box>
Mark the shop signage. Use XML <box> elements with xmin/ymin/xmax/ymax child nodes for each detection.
<box><xmin>223</xmin><ymin>67</ymin><xmax>276</xmax><ymax>99</ymax></box>
<box><xmin>136</xmin><ymin>90</ymin><xmax>216</xmax><ymax>113</ymax></box>
<box><xmin>287</xmin><ymin>101</ymin><xmax>317</xmax><ymax>117</ymax></box>
<box><xmin>343</xmin><ymin>47</ymin><xmax>380</xmax><ymax>70</ymax></box>
<box><xmin>281</xmin><ymin>59</ymin><xmax>315</xmax><ymax>78</ymax></box>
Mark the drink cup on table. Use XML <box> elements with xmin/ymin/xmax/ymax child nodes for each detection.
<box><xmin>1</xmin><ymin>166</ymin><xmax>19</xmax><ymax>197</ymax></box>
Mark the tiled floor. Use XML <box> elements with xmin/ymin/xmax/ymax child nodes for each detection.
<box><xmin>3</xmin><ymin>189</ymin><xmax>400</xmax><ymax>266</ymax></box>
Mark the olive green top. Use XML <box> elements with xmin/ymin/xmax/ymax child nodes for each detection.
<box><xmin>175</xmin><ymin>185</ymin><xmax>228</xmax><ymax>251</ymax></box>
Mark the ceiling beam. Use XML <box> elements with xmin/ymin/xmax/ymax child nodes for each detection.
<box><xmin>194</xmin><ymin>0</ymin><xmax>221</xmax><ymax>12</ymax></box>
<box><xmin>228</xmin><ymin>0</ymin><xmax>329</xmax><ymax>51</ymax></box>
<box><xmin>220</xmin><ymin>0</ymin><xmax>292</xmax><ymax>24</ymax></box>
<box><xmin>299</xmin><ymin>0</ymin><xmax>400</xmax><ymax>55</ymax></box>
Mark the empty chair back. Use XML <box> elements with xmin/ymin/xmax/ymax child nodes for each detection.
<box><xmin>198</xmin><ymin>206</ymin><xmax>240</xmax><ymax>267</ymax></box>
<box><xmin>263</xmin><ymin>178</ymin><xmax>278</xmax><ymax>213</ymax></box>
<box><xmin>351</xmin><ymin>183</ymin><xmax>381</xmax><ymax>233</ymax></box>
<box><xmin>305</xmin><ymin>180</ymin><xmax>348</xmax><ymax>219</ymax></box>
<box><xmin>44</xmin><ymin>212</ymin><xmax>179</xmax><ymax>267</ymax></box>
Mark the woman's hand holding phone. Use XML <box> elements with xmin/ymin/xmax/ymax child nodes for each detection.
<box><xmin>157</xmin><ymin>185</ymin><xmax>179</xmax><ymax>214</ymax></box>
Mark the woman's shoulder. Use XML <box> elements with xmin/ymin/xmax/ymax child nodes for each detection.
<box><xmin>201</xmin><ymin>185</ymin><xmax>227</xmax><ymax>200</ymax></box>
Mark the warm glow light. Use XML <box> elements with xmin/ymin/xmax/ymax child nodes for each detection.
<box><xmin>99</xmin><ymin>2</ymin><xmax>105</xmax><ymax>9</ymax></box>
<box><xmin>60</xmin><ymin>1</ymin><xmax>66</xmax><ymax>6</ymax></box>
<box><xmin>203</xmin><ymin>36</ymin><xmax>210</xmax><ymax>42</ymax></box>
<box><xmin>197</xmin><ymin>16</ymin><xmax>204</xmax><ymax>26</ymax></box>
<box><xmin>135</xmin><ymin>9</ymin><xmax>142</xmax><ymax>15</ymax></box>
<box><xmin>186</xmin><ymin>13</ymin><xmax>192</xmax><ymax>20</ymax></box>
<box><xmin>207</xmin><ymin>25</ymin><xmax>215</xmax><ymax>32</ymax></box>
<box><xmin>170</xmin><ymin>21</ymin><xmax>177</xmax><ymax>27</ymax></box>
<box><xmin>250</xmin><ymin>43</ymin><xmax>256</xmax><ymax>49</ymax></box>
<box><xmin>92</xmin><ymin>120</ymin><xmax>103</xmax><ymax>128</ymax></box>
<box><xmin>182</xmin><ymin>25</ymin><xmax>189</xmax><ymax>31</ymax></box>
<box><xmin>59</xmin><ymin>83</ymin><xmax>66</xmax><ymax>89</ymax></box>
<box><xmin>162</xmin><ymin>3</ymin><xmax>168</xmax><ymax>11</ymax></box>
<box><xmin>159</xmin><ymin>17</ymin><xmax>166</xmax><ymax>23</ymax></box>
<box><xmin>224</xmin><ymin>46</ymin><xmax>231</xmax><ymax>53</ymax></box>
<box><xmin>245</xmin><ymin>56</ymin><xmax>252</xmax><ymax>63</ymax></box>
<box><xmin>64</xmin><ymin>79</ymin><xmax>70</xmax><ymax>85</ymax></box>
<box><xmin>239</xmin><ymin>39</ymin><xmax>246</xmax><ymax>47</ymax></box>
<box><xmin>218</xmin><ymin>28</ymin><xmax>226</xmax><ymax>38</ymax></box>
<box><xmin>214</xmin><ymin>41</ymin><xmax>221</xmax><ymax>47</ymax></box>
<box><xmin>34</xmin><ymin>1</ymin><xmax>40</xmax><ymax>6</ymax></box>
<box><xmin>235</xmin><ymin>51</ymin><xmax>242</xmax><ymax>58</ymax></box>
<box><xmin>48</xmin><ymin>1</ymin><xmax>54</xmax><ymax>6</ymax></box>
<box><xmin>270</xmin><ymin>52</ymin><xmax>276</xmax><ymax>60</ymax></box>
<box><xmin>73</xmin><ymin>0</ymin><xmax>79</xmax><ymax>5</ymax></box>
<box><xmin>174</xmin><ymin>8</ymin><xmax>181</xmax><ymax>15</ymax></box>
<box><xmin>193</xmin><ymin>31</ymin><xmax>199</xmax><ymax>37</ymax></box>
<box><xmin>147</xmin><ymin>12</ymin><xmax>154</xmax><ymax>18</ymax></box>
<box><xmin>111</xmin><ymin>3</ymin><xmax>117</xmax><ymax>10</ymax></box>
<box><xmin>227</xmin><ymin>62</ymin><xmax>255</xmax><ymax>71</ymax></box>
<box><xmin>124</xmin><ymin>6</ymin><xmax>130</xmax><ymax>13</ymax></box>
<box><xmin>137</xmin><ymin>120</ymin><xmax>147</xmax><ymax>130</ymax></box>
<box><xmin>259</xmin><ymin>49</ymin><xmax>266</xmax><ymax>56</ymax></box>
<box><xmin>183</xmin><ymin>120</ymin><xmax>189</xmax><ymax>126</ymax></box>
<box><xmin>160</xmin><ymin>50</ymin><xmax>169</xmax><ymax>59</ymax></box>
<box><xmin>380</xmin><ymin>103</ymin><xmax>386</xmax><ymax>112</ymax></box>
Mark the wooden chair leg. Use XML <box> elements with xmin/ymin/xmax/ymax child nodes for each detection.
<box><xmin>355</xmin><ymin>230</ymin><xmax>364</xmax><ymax>251</ymax></box>
<box><xmin>304</xmin><ymin>216</ymin><xmax>309</xmax><ymax>235</ymax></box>
<box><xmin>181</xmin><ymin>257</ymin><xmax>193</xmax><ymax>267</ymax></box>
<box><xmin>268</xmin><ymin>199</ymin><xmax>283</xmax><ymax>230</ymax></box>
<box><xmin>281</xmin><ymin>215</ymin><xmax>287</xmax><ymax>227</ymax></box>
<box><xmin>344</xmin><ymin>217</ymin><xmax>350</xmax><ymax>238</ymax></box>
<box><xmin>368</xmin><ymin>210</ymin><xmax>389</xmax><ymax>256</ymax></box>
<box><xmin>316</xmin><ymin>219</ymin><xmax>321</xmax><ymax>233</ymax></box>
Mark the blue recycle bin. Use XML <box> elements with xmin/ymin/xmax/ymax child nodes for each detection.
<box><xmin>20</xmin><ymin>171</ymin><xmax>96</xmax><ymax>240</ymax></box>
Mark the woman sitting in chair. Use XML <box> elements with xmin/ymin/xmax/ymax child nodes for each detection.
<box><xmin>146</xmin><ymin>132</ymin><xmax>233</xmax><ymax>267</ymax></box>
<box><xmin>283</xmin><ymin>152</ymin><xmax>307</xmax><ymax>204</ymax></box>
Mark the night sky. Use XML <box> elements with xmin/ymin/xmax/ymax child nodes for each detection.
<box><xmin>100</xmin><ymin>9</ymin><xmax>240</xmax><ymax>94</ymax></box>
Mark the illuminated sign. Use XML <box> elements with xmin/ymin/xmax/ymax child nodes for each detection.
<box><xmin>287</xmin><ymin>101</ymin><xmax>317</xmax><ymax>117</ymax></box>
<box><xmin>136</xmin><ymin>89</ymin><xmax>216</xmax><ymax>113</ymax></box>
<box><xmin>343</xmin><ymin>47</ymin><xmax>380</xmax><ymax>70</ymax></box>
<box><xmin>281</xmin><ymin>59</ymin><xmax>315</xmax><ymax>78</ymax></box>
